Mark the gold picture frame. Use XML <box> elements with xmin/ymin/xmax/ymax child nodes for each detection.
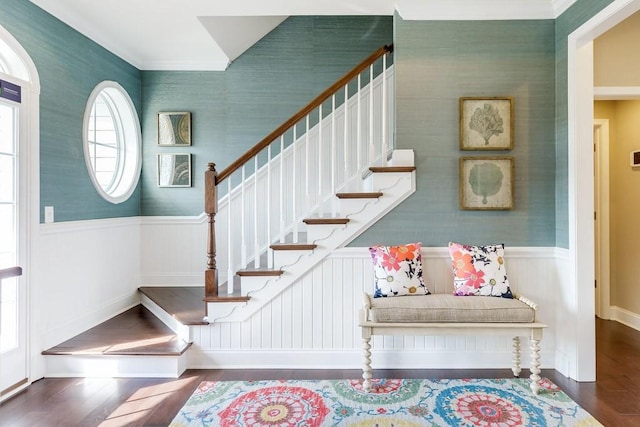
<box><xmin>460</xmin><ymin>97</ymin><xmax>513</xmax><ymax>150</ymax></box>
<box><xmin>157</xmin><ymin>111</ymin><xmax>191</xmax><ymax>146</ymax></box>
<box><xmin>459</xmin><ymin>156</ymin><xmax>514</xmax><ymax>210</ymax></box>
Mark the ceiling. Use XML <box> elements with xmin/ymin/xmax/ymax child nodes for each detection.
<box><xmin>28</xmin><ymin>0</ymin><xmax>574</xmax><ymax>71</ymax></box>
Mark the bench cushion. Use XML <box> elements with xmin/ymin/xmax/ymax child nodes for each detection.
<box><xmin>365</xmin><ymin>293</ymin><xmax>535</xmax><ymax>323</ymax></box>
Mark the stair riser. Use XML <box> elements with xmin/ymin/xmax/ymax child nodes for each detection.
<box><xmin>305</xmin><ymin>224</ymin><xmax>346</xmax><ymax>242</ymax></box>
<box><xmin>240</xmin><ymin>276</ymin><xmax>276</xmax><ymax>295</ymax></box>
<box><xmin>43</xmin><ymin>354</ymin><xmax>187</xmax><ymax>378</ymax></box>
<box><xmin>272</xmin><ymin>250</ymin><xmax>314</xmax><ymax>269</ymax></box>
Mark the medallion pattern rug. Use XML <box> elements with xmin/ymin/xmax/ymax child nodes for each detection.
<box><xmin>169</xmin><ymin>378</ymin><xmax>602</xmax><ymax>426</ymax></box>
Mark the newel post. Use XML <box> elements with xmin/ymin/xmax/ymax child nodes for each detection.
<box><xmin>205</xmin><ymin>162</ymin><xmax>218</xmax><ymax>298</ymax></box>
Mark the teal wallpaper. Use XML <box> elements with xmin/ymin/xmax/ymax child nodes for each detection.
<box><xmin>554</xmin><ymin>0</ymin><xmax>614</xmax><ymax>248</ymax></box>
<box><xmin>141</xmin><ymin>16</ymin><xmax>393</xmax><ymax>216</ymax></box>
<box><xmin>0</xmin><ymin>0</ymin><xmax>142</xmax><ymax>222</ymax></box>
<box><xmin>351</xmin><ymin>16</ymin><xmax>557</xmax><ymax>247</ymax></box>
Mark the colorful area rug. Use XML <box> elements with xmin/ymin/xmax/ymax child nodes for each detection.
<box><xmin>169</xmin><ymin>378</ymin><xmax>602</xmax><ymax>426</ymax></box>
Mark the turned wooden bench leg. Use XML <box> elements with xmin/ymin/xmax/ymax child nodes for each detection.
<box><xmin>529</xmin><ymin>329</ymin><xmax>543</xmax><ymax>395</ymax></box>
<box><xmin>362</xmin><ymin>327</ymin><xmax>373</xmax><ymax>392</ymax></box>
<box><xmin>511</xmin><ymin>336</ymin><xmax>522</xmax><ymax>377</ymax></box>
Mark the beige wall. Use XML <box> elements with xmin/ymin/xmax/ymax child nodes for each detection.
<box><xmin>595</xmin><ymin>101</ymin><xmax>640</xmax><ymax>315</ymax></box>
<box><xmin>594</xmin><ymin>11</ymin><xmax>640</xmax><ymax>87</ymax></box>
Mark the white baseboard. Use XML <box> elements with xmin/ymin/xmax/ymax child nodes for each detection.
<box><xmin>609</xmin><ymin>306</ymin><xmax>640</xmax><ymax>331</ymax></box>
<box><xmin>186</xmin><ymin>349</ymin><xmax>555</xmax><ymax>371</ymax></box>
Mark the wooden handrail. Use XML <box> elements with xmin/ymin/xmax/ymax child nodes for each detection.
<box><xmin>0</xmin><ymin>266</ymin><xmax>22</xmax><ymax>281</ymax></box>
<box><xmin>215</xmin><ymin>44</ymin><xmax>394</xmax><ymax>185</ymax></box>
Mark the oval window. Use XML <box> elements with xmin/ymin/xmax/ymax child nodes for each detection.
<box><xmin>83</xmin><ymin>81</ymin><xmax>141</xmax><ymax>204</ymax></box>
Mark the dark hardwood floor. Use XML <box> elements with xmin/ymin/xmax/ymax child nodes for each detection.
<box><xmin>1</xmin><ymin>317</ymin><xmax>638</xmax><ymax>426</ymax></box>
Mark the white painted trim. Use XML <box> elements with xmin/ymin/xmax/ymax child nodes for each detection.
<box><xmin>39</xmin><ymin>216</ymin><xmax>141</xmax><ymax>234</ymax></box>
<box><xmin>329</xmin><ymin>246</ymin><xmax>557</xmax><ymax>259</ymax></box>
<box><xmin>396</xmin><ymin>0</ymin><xmax>558</xmax><ymax>20</ymax></box>
<box><xmin>140</xmin><ymin>294</ymin><xmax>192</xmax><ymax>342</ymax></box>
<box><xmin>141</xmin><ymin>213</ymin><xmax>206</xmax><ymax>225</ymax></box>
<box><xmin>552</xmin><ymin>0</ymin><xmax>577</xmax><ymax>17</ymax></box>
<box><xmin>43</xmin><ymin>353</ymin><xmax>186</xmax><ymax>378</ymax></box>
<box><xmin>594</xmin><ymin>119</ymin><xmax>611</xmax><ymax>320</ymax></box>
<box><xmin>0</xmin><ymin>23</ymin><xmax>41</xmax><ymax>393</ymax></box>
<box><xmin>594</xmin><ymin>86</ymin><xmax>640</xmax><ymax>99</ymax></box>
<box><xmin>568</xmin><ymin>0</ymin><xmax>640</xmax><ymax>381</ymax></box>
<box><xmin>610</xmin><ymin>306</ymin><xmax>640</xmax><ymax>331</ymax></box>
<box><xmin>187</xmin><ymin>348</ymin><xmax>554</xmax><ymax>370</ymax></box>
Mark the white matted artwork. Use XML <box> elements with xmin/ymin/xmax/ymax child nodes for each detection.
<box><xmin>459</xmin><ymin>156</ymin><xmax>513</xmax><ymax>210</ymax></box>
<box><xmin>460</xmin><ymin>97</ymin><xmax>513</xmax><ymax>150</ymax></box>
<box><xmin>158</xmin><ymin>153</ymin><xmax>191</xmax><ymax>187</ymax></box>
<box><xmin>157</xmin><ymin>112</ymin><xmax>191</xmax><ymax>146</ymax></box>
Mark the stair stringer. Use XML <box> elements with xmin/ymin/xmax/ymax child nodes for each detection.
<box><xmin>205</xmin><ymin>170</ymin><xmax>415</xmax><ymax>323</ymax></box>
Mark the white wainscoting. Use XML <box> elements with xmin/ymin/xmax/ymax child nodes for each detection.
<box><xmin>184</xmin><ymin>246</ymin><xmax>561</xmax><ymax>370</ymax></box>
<box><xmin>35</xmin><ymin>218</ymin><xmax>141</xmax><ymax>352</ymax></box>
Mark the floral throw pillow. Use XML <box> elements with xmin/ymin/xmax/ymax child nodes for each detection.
<box><xmin>448</xmin><ymin>242</ymin><xmax>513</xmax><ymax>298</ymax></box>
<box><xmin>369</xmin><ymin>242</ymin><xmax>429</xmax><ymax>297</ymax></box>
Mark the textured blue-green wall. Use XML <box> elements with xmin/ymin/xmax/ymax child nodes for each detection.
<box><xmin>0</xmin><ymin>0</ymin><xmax>142</xmax><ymax>222</ymax></box>
<box><xmin>352</xmin><ymin>16</ymin><xmax>557</xmax><ymax>247</ymax></box>
<box><xmin>141</xmin><ymin>16</ymin><xmax>392</xmax><ymax>215</ymax></box>
<box><xmin>554</xmin><ymin>0</ymin><xmax>614</xmax><ymax>248</ymax></box>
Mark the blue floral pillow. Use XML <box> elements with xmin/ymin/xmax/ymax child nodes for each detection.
<box><xmin>448</xmin><ymin>242</ymin><xmax>513</xmax><ymax>298</ymax></box>
<box><xmin>369</xmin><ymin>242</ymin><xmax>430</xmax><ymax>297</ymax></box>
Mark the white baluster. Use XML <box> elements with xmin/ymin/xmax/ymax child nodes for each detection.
<box><xmin>331</xmin><ymin>94</ymin><xmax>337</xmax><ymax>216</ymax></box>
<box><xmin>381</xmin><ymin>54</ymin><xmax>388</xmax><ymax>166</ymax></box>
<box><xmin>227</xmin><ymin>179</ymin><xmax>233</xmax><ymax>294</ymax></box>
<box><xmin>267</xmin><ymin>145</ymin><xmax>273</xmax><ymax>269</ymax></box>
<box><xmin>318</xmin><ymin>105</ymin><xmax>323</xmax><ymax>209</ymax></box>
<box><xmin>344</xmin><ymin>83</ymin><xmax>349</xmax><ymax>186</ymax></box>
<box><xmin>241</xmin><ymin>165</ymin><xmax>247</xmax><ymax>267</ymax></box>
<box><xmin>357</xmin><ymin>74</ymin><xmax>362</xmax><ymax>175</ymax></box>
<box><xmin>292</xmin><ymin>126</ymin><xmax>298</xmax><ymax>243</ymax></box>
<box><xmin>254</xmin><ymin>156</ymin><xmax>259</xmax><ymax>268</ymax></box>
<box><xmin>305</xmin><ymin>115</ymin><xmax>310</xmax><ymax>215</ymax></box>
<box><xmin>279</xmin><ymin>135</ymin><xmax>285</xmax><ymax>243</ymax></box>
<box><xmin>368</xmin><ymin>63</ymin><xmax>374</xmax><ymax>166</ymax></box>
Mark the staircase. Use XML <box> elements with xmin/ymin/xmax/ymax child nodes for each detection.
<box><xmin>196</xmin><ymin>45</ymin><xmax>415</xmax><ymax>322</ymax></box>
<box><xmin>42</xmin><ymin>45</ymin><xmax>417</xmax><ymax>378</ymax></box>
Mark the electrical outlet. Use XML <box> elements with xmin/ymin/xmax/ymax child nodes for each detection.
<box><xmin>44</xmin><ymin>206</ymin><xmax>54</xmax><ymax>223</ymax></box>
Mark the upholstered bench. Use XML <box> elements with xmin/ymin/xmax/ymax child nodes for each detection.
<box><xmin>358</xmin><ymin>293</ymin><xmax>547</xmax><ymax>394</ymax></box>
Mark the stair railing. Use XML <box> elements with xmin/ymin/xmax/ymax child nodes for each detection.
<box><xmin>205</xmin><ymin>45</ymin><xmax>394</xmax><ymax>300</ymax></box>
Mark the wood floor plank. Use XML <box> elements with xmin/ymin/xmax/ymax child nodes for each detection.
<box><xmin>42</xmin><ymin>305</ymin><xmax>190</xmax><ymax>356</ymax></box>
<box><xmin>1</xmin><ymin>318</ymin><xmax>638</xmax><ymax>426</ymax></box>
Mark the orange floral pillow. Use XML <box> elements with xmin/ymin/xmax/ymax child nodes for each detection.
<box><xmin>369</xmin><ymin>242</ymin><xmax>429</xmax><ymax>297</ymax></box>
<box><xmin>448</xmin><ymin>242</ymin><xmax>513</xmax><ymax>298</ymax></box>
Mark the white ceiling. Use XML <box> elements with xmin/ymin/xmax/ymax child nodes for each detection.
<box><xmin>28</xmin><ymin>0</ymin><xmax>575</xmax><ymax>71</ymax></box>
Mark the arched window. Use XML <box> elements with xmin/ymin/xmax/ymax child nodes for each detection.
<box><xmin>83</xmin><ymin>81</ymin><xmax>141</xmax><ymax>203</ymax></box>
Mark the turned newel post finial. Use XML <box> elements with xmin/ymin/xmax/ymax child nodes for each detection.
<box><xmin>205</xmin><ymin>163</ymin><xmax>219</xmax><ymax>298</ymax></box>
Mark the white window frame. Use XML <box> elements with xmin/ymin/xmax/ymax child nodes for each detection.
<box><xmin>83</xmin><ymin>81</ymin><xmax>141</xmax><ymax>204</ymax></box>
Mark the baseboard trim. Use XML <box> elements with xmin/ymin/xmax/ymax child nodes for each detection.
<box><xmin>609</xmin><ymin>306</ymin><xmax>640</xmax><ymax>332</ymax></box>
<box><xmin>186</xmin><ymin>349</ymin><xmax>554</xmax><ymax>371</ymax></box>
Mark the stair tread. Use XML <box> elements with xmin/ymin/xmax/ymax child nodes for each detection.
<box><xmin>336</xmin><ymin>191</ymin><xmax>383</xmax><ymax>199</ymax></box>
<box><xmin>139</xmin><ymin>286</ymin><xmax>208</xmax><ymax>325</ymax></box>
<box><xmin>369</xmin><ymin>166</ymin><xmax>416</xmax><ymax>173</ymax></box>
<box><xmin>303</xmin><ymin>217</ymin><xmax>350</xmax><ymax>225</ymax></box>
<box><xmin>270</xmin><ymin>243</ymin><xmax>317</xmax><ymax>250</ymax></box>
<box><xmin>207</xmin><ymin>280</ymin><xmax>251</xmax><ymax>302</ymax></box>
<box><xmin>237</xmin><ymin>268</ymin><xmax>284</xmax><ymax>276</ymax></box>
<box><xmin>42</xmin><ymin>305</ymin><xmax>191</xmax><ymax>356</ymax></box>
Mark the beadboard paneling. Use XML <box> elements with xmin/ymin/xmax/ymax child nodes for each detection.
<box><xmin>187</xmin><ymin>246</ymin><xmax>559</xmax><ymax>369</ymax></box>
<box><xmin>36</xmin><ymin>218</ymin><xmax>141</xmax><ymax>350</ymax></box>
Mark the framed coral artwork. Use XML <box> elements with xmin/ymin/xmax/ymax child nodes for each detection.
<box><xmin>459</xmin><ymin>156</ymin><xmax>513</xmax><ymax>210</ymax></box>
<box><xmin>460</xmin><ymin>97</ymin><xmax>513</xmax><ymax>150</ymax></box>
